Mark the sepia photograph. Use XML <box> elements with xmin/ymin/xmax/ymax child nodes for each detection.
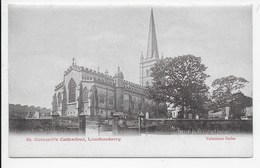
<box><xmin>7</xmin><ymin>4</ymin><xmax>253</xmax><ymax>157</ymax></box>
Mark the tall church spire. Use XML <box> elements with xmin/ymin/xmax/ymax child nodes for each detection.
<box><xmin>139</xmin><ymin>9</ymin><xmax>161</xmax><ymax>86</ymax></box>
<box><xmin>146</xmin><ymin>9</ymin><xmax>159</xmax><ymax>59</ymax></box>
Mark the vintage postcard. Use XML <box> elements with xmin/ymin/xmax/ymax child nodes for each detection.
<box><xmin>8</xmin><ymin>4</ymin><xmax>253</xmax><ymax>157</ymax></box>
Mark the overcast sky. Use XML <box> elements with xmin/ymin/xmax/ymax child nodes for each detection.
<box><xmin>9</xmin><ymin>5</ymin><xmax>252</xmax><ymax>108</ymax></box>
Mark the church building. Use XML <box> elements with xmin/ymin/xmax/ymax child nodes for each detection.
<box><xmin>52</xmin><ymin>9</ymin><xmax>164</xmax><ymax>118</ymax></box>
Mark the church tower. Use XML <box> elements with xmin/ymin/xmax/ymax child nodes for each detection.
<box><xmin>139</xmin><ymin>9</ymin><xmax>160</xmax><ymax>86</ymax></box>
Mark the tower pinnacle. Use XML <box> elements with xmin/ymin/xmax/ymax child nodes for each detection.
<box><xmin>72</xmin><ymin>57</ymin><xmax>75</xmax><ymax>65</ymax></box>
<box><xmin>140</xmin><ymin>51</ymin><xmax>144</xmax><ymax>61</ymax></box>
<box><xmin>146</xmin><ymin>9</ymin><xmax>159</xmax><ymax>59</ymax></box>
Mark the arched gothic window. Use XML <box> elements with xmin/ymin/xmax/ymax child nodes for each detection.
<box><xmin>99</xmin><ymin>95</ymin><xmax>105</xmax><ymax>104</ymax></box>
<box><xmin>83</xmin><ymin>87</ymin><xmax>88</xmax><ymax>102</ymax></box>
<box><xmin>68</xmin><ymin>78</ymin><xmax>76</xmax><ymax>103</ymax></box>
<box><xmin>146</xmin><ymin>69</ymin><xmax>150</xmax><ymax>77</ymax></box>
<box><xmin>57</xmin><ymin>92</ymin><xmax>62</xmax><ymax>107</ymax></box>
<box><xmin>109</xmin><ymin>97</ymin><xmax>114</xmax><ymax>105</ymax></box>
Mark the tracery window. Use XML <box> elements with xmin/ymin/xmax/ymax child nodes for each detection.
<box><xmin>68</xmin><ymin>78</ymin><xmax>76</xmax><ymax>103</ymax></box>
<box><xmin>109</xmin><ymin>97</ymin><xmax>114</xmax><ymax>105</ymax></box>
<box><xmin>83</xmin><ymin>87</ymin><xmax>88</xmax><ymax>102</ymax></box>
<box><xmin>146</xmin><ymin>69</ymin><xmax>150</xmax><ymax>77</ymax></box>
<box><xmin>99</xmin><ymin>95</ymin><xmax>105</xmax><ymax>104</ymax></box>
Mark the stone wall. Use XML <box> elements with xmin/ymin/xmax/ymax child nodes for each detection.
<box><xmin>142</xmin><ymin>119</ymin><xmax>252</xmax><ymax>134</ymax></box>
<box><xmin>9</xmin><ymin>118</ymin><xmax>53</xmax><ymax>133</ymax></box>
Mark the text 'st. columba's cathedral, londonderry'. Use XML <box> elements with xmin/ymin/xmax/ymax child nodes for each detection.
<box><xmin>52</xmin><ymin>10</ymin><xmax>165</xmax><ymax>118</ymax></box>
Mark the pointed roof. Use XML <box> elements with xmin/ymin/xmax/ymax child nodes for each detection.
<box><xmin>146</xmin><ymin>9</ymin><xmax>159</xmax><ymax>59</ymax></box>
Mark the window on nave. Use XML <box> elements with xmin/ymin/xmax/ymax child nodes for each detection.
<box><xmin>68</xmin><ymin>78</ymin><xmax>76</xmax><ymax>103</ymax></box>
<box><xmin>83</xmin><ymin>87</ymin><xmax>88</xmax><ymax>102</ymax></box>
<box><xmin>99</xmin><ymin>95</ymin><xmax>105</xmax><ymax>104</ymax></box>
<box><xmin>108</xmin><ymin>97</ymin><xmax>114</xmax><ymax>105</ymax></box>
<box><xmin>146</xmin><ymin>69</ymin><xmax>150</xmax><ymax>77</ymax></box>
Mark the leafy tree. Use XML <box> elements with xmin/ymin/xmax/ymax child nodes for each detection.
<box><xmin>230</xmin><ymin>92</ymin><xmax>252</xmax><ymax>119</ymax></box>
<box><xmin>212</xmin><ymin>75</ymin><xmax>249</xmax><ymax>119</ymax></box>
<box><xmin>147</xmin><ymin>55</ymin><xmax>210</xmax><ymax>118</ymax></box>
<box><xmin>212</xmin><ymin>75</ymin><xmax>248</xmax><ymax>107</ymax></box>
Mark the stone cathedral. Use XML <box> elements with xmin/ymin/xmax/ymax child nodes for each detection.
<box><xmin>52</xmin><ymin>10</ymin><xmax>164</xmax><ymax>118</ymax></box>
